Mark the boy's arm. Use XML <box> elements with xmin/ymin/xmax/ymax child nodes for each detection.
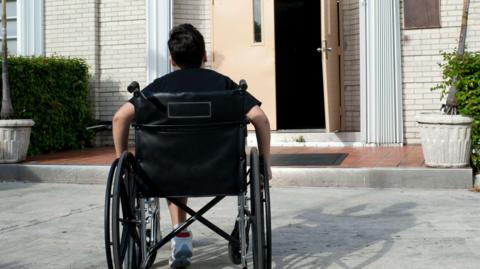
<box><xmin>246</xmin><ymin>105</ymin><xmax>272</xmax><ymax>179</ymax></box>
<box><xmin>112</xmin><ymin>102</ymin><xmax>135</xmax><ymax>158</ymax></box>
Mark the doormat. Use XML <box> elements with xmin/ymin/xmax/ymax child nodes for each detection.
<box><xmin>270</xmin><ymin>153</ymin><xmax>348</xmax><ymax>166</ymax></box>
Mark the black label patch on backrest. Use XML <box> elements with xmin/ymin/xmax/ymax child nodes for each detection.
<box><xmin>167</xmin><ymin>102</ymin><xmax>212</xmax><ymax>119</ymax></box>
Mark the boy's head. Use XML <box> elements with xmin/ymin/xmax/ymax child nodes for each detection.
<box><xmin>168</xmin><ymin>24</ymin><xmax>206</xmax><ymax>69</ymax></box>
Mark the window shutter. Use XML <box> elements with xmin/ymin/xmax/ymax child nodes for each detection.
<box><xmin>404</xmin><ymin>0</ymin><xmax>441</xmax><ymax>29</ymax></box>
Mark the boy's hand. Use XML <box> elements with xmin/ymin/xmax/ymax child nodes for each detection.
<box><xmin>259</xmin><ymin>156</ymin><xmax>272</xmax><ymax>181</ymax></box>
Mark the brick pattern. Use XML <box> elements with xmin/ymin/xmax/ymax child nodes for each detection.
<box><xmin>97</xmin><ymin>0</ymin><xmax>146</xmax><ymax>145</ymax></box>
<box><xmin>339</xmin><ymin>0</ymin><xmax>480</xmax><ymax>143</ymax></box>
<box><xmin>44</xmin><ymin>1</ymin><xmax>99</xmax><ymax>111</ymax></box>
<box><xmin>342</xmin><ymin>0</ymin><xmax>360</xmax><ymax>131</ymax></box>
<box><xmin>45</xmin><ymin>0</ymin><xmax>146</xmax><ymax>146</ymax></box>
<box><xmin>44</xmin><ymin>0</ymin><xmax>102</xmax><ymax>143</ymax></box>
<box><xmin>44</xmin><ymin>0</ymin><xmax>98</xmax><ymax>68</ymax></box>
<box><xmin>97</xmin><ymin>0</ymin><xmax>146</xmax><ymax>117</ymax></box>
<box><xmin>400</xmin><ymin>0</ymin><xmax>480</xmax><ymax>143</ymax></box>
<box><xmin>26</xmin><ymin>145</ymin><xmax>425</xmax><ymax>168</ymax></box>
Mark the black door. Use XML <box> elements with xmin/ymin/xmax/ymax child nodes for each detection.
<box><xmin>275</xmin><ymin>0</ymin><xmax>325</xmax><ymax>129</ymax></box>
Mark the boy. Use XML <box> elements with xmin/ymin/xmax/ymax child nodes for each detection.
<box><xmin>112</xmin><ymin>23</ymin><xmax>271</xmax><ymax>268</ymax></box>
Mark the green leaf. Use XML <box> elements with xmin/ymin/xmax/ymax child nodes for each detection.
<box><xmin>0</xmin><ymin>56</ymin><xmax>93</xmax><ymax>155</ymax></box>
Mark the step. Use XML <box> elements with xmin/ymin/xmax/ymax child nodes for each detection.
<box><xmin>0</xmin><ymin>164</ymin><xmax>472</xmax><ymax>189</ymax></box>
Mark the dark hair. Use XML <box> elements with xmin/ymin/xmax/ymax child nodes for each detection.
<box><xmin>168</xmin><ymin>24</ymin><xmax>206</xmax><ymax>68</ymax></box>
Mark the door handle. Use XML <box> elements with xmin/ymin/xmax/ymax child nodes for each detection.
<box><xmin>317</xmin><ymin>47</ymin><xmax>332</xmax><ymax>53</ymax></box>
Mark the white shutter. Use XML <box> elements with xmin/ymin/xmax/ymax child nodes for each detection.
<box><xmin>360</xmin><ymin>0</ymin><xmax>403</xmax><ymax>144</ymax></box>
<box><xmin>18</xmin><ymin>0</ymin><xmax>43</xmax><ymax>56</ymax></box>
<box><xmin>146</xmin><ymin>0</ymin><xmax>172</xmax><ymax>83</ymax></box>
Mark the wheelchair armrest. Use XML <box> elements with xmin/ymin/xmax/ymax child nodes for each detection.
<box><xmin>86</xmin><ymin>120</ymin><xmax>112</xmax><ymax>132</ymax></box>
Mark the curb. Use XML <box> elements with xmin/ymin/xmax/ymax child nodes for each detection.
<box><xmin>271</xmin><ymin>167</ymin><xmax>473</xmax><ymax>189</ymax></box>
<box><xmin>0</xmin><ymin>164</ymin><xmax>473</xmax><ymax>189</ymax></box>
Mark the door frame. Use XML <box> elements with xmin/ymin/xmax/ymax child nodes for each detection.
<box><xmin>320</xmin><ymin>0</ymin><xmax>344</xmax><ymax>132</ymax></box>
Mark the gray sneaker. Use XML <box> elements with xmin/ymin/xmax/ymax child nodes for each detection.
<box><xmin>169</xmin><ymin>230</ymin><xmax>193</xmax><ymax>268</ymax></box>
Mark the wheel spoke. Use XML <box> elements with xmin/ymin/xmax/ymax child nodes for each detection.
<box><xmin>119</xmin><ymin>224</ymin><xmax>130</xmax><ymax>263</ymax></box>
<box><xmin>112</xmin><ymin>152</ymin><xmax>141</xmax><ymax>269</ymax></box>
<box><xmin>120</xmin><ymin>181</ymin><xmax>134</xmax><ymax>220</ymax></box>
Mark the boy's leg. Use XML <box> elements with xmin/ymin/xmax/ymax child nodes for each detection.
<box><xmin>167</xmin><ymin>198</ymin><xmax>193</xmax><ymax>268</ymax></box>
<box><xmin>167</xmin><ymin>198</ymin><xmax>188</xmax><ymax>226</ymax></box>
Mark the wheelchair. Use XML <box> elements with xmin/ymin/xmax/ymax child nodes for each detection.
<box><xmin>104</xmin><ymin>81</ymin><xmax>272</xmax><ymax>269</ymax></box>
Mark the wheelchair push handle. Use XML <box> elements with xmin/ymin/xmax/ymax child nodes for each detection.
<box><xmin>239</xmin><ymin>79</ymin><xmax>248</xmax><ymax>91</ymax></box>
<box><xmin>128</xmin><ymin>80</ymin><xmax>148</xmax><ymax>100</ymax></box>
<box><xmin>86</xmin><ymin>120</ymin><xmax>112</xmax><ymax>132</ymax></box>
<box><xmin>127</xmin><ymin>81</ymin><xmax>140</xmax><ymax>93</ymax></box>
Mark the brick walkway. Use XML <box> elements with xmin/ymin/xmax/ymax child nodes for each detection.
<box><xmin>25</xmin><ymin>145</ymin><xmax>425</xmax><ymax>168</ymax></box>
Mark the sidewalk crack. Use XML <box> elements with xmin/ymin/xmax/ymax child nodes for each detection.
<box><xmin>0</xmin><ymin>205</ymin><xmax>102</xmax><ymax>234</ymax></box>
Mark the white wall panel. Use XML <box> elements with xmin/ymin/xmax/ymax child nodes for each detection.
<box><xmin>146</xmin><ymin>0</ymin><xmax>172</xmax><ymax>83</ymax></box>
<box><xmin>17</xmin><ymin>0</ymin><xmax>43</xmax><ymax>55</ymax></box>
<box><xmin>360</xmin><ymin>0</ymin><xmax>403</xmax><ymax>144</ymax></box>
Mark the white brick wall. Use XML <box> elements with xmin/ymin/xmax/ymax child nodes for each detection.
<box><xmin>342</xmin><ymin>0</ymin><xmax>360</xmax><ymax>131</ymax></box>
<box><xmin>340</xmin><ymin>0</ymin><xmax>480</xmax><ymax>144</ymax></box>
<box><xmin>98</xmin><ymin>0</ymin><xmax>146</xmax><ymax>118</ymax></box>
<box><xmin>45</xmin><ymin>0</ymin><xmax>97</xmax><ymax>67</ymax></box>
<box><xmin>45</xmin><ymin>0</ymin><xmax>102</xmax><ymax>143</ymax></box>
<box><xmin>97</xmin><ymin>0</ymin><xmax>146</xmax><ymax>145</ymax></box>
<box><xmin>401</xmin><ymin>0</ymin><xmax>480</xmax><ymax>144</ymax></box>
<box><xmin>45</xmin><ymin>0</ymin><xmax>146</xmax><ymax>146</ymax></box>
<box><xmin>173</xmin><ymin>0</ymin><xmax>213</xmax><ymax>68</ymax></box>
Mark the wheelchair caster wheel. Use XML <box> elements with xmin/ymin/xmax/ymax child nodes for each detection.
<box><xmin>228</xmin><ymin>242</ymin><xmax>242</xmax><ymax>265</ymax></box>
<box><xmin>228</xmin><ymin>220</ymin><xmax>242</xmax><ymax>265</ymax></box>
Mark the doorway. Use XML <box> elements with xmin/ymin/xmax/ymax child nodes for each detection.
<box><xmin>275</xmin><ymin>0</ymin><xmax>325</xmax><ymax>130</ymax></box>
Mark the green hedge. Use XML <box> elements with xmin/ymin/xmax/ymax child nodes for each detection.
<box><xmin>1</xmin><ymin>56</ymin><xmax>93</xmax><ymax>155</ymax></box>
<box><xmin>434</xmin><ymin>51</ymin><xmax>480</xmax><ymax>170</ymax></box>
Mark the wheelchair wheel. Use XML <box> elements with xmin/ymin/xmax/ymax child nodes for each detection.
<box><xmin>111</xmin><ymin>152</ymin><xmax>143</xmax><ymax>269</ymax></box>
<box><xmin>250</xmin><ymin>148</ymin><xmax>265</xmax><ymax>269</ymax></box>
<box><xmin>262</xmin><ymin>165</ymin><xmax>272</xmax><ymax>269</ymax></box>
<box><xmin>105</xmin><ymin>159</ymin><xmax>119</xmax><ymax>269</ymax></box>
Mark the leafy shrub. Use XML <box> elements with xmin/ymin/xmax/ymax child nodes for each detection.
<box><xmin>1</xmin><ymin>56</ymin><xmax>93</xmax><ymax>155</ymax></box>
<box><xmin>434</xmin><ymin>51</ymin><xmax>480</xmax><ymax>170</ymax></box>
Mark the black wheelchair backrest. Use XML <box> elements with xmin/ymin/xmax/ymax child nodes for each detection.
<box><xmin>131</xmin><ymin>89</ymin><xmax>248</xmax><ymax>197</ymax></box>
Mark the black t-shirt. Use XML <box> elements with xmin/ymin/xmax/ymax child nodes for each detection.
<box><xmin>130</xmin><ymin>68</ymin><xmax>261</xmax><ymax>113</ymax></box>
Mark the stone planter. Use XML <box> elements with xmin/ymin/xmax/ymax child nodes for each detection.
<box><xmin>0</xmin><ymin>119</ymin><xmax>35</xmax><ymax>163</ymax></box>
<box><xmin>416</xmin><ymin>112</ymin><xmax>472</xmax><ymax>168</ymax></box>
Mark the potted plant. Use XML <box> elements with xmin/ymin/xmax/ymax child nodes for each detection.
<box><xmin>416</xmin><ymin>0</ymin><xmax>473</xmax><ymax>168</ymax></box>
<box><xmin>0</xmin><ymin>0</ymin><xmax>34</xmax><ymax>163</ymax></box>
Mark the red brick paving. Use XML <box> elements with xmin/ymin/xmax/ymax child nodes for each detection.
<box><xmin>25</xmin><ymin>145</ymin><xmax>425</xmax><ymax>168</ymax></box>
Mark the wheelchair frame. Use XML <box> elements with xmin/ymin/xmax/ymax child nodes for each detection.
<box><xmin>104</xmin><ymin>82</ymin><xmax>272</xmax><ymax>269</ymax></box>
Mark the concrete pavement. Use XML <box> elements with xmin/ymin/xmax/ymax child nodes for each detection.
<box><xmin>1</xmin><ymin>182</ymin><xmax>480</xmax><ymax>268</ymax></box>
